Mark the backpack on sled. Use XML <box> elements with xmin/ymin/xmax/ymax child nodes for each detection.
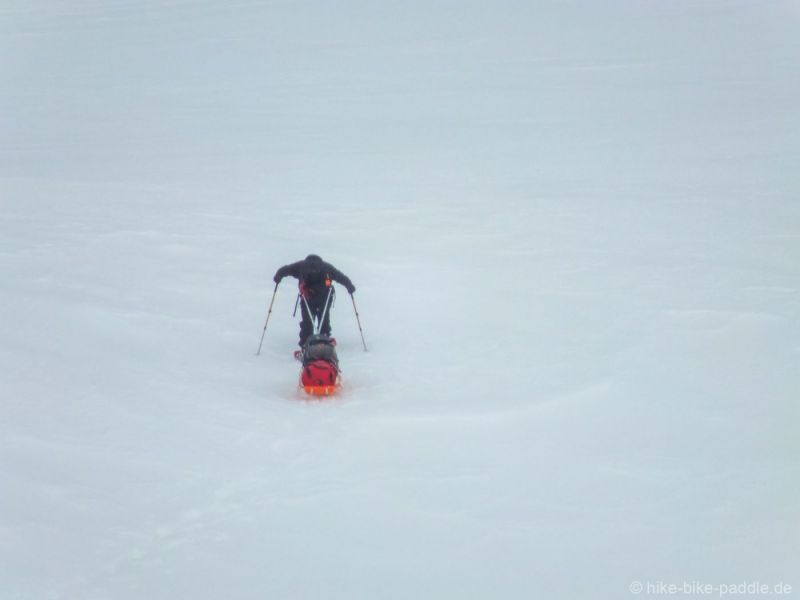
<box><xmin>299</xmin><ymin>334</ymin><xmax>341</xmax><ymax>396</ymax></box>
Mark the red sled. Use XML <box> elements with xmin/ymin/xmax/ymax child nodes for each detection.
<box><xmin>299</xmin><ymin>358</ymin><xmax>341</xmax><ymax>396</ymax></box>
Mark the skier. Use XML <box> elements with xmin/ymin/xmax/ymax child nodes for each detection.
<box><xmin>273</xmin><ymin>254</ymin><xmax>356</xmax><ymax>350</ymax></box>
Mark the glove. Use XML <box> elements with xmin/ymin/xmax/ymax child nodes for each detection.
<box><xmin>347</xmin><ymin>284</ymin><xmax>356</xmax><ymax>294</ymax></box>
<box><xmin>273</xmin><ymin>274</ymin><xmax>282</xmax><ymax>284</ymax></box>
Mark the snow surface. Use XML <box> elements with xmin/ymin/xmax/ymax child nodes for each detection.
<box><xmin>2</xmin><ymin>1</ymin><xmax>799</xmax><ymax>598</ymax></box>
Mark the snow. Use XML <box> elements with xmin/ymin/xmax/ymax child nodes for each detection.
<box><xmin>2</xmin><ymin>1</ymin><xmax>799</xmax><ymax>598</ymax></box>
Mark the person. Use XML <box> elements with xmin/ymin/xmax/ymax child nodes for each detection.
<box><xmin>273</xmin><ymin>254</ymin><xmax>356</xmax><ymax>348</ymax></box>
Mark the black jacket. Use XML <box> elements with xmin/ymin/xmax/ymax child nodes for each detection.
<box><xmin>274</xmin><ymin>255</ymin><xmax>355</xmax><ymax>295</ymax></box>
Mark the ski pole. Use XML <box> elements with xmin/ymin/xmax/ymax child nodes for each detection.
<box><xmin>293</xmin><ymin>294</ymin><xmax>300</xmax><ymax>317</ymax></box>
<box><xmin>350</xmin><ymin>293</ymin><xmax>368</xmax><ymax>351</ymax></box>
<box><xmin>256</xmin><ymin>282</ymin><xmax>279</xmax><ymax>356</ymax></box>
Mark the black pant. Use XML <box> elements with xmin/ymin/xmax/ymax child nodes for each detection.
<box><xmin>299</xmin><ymin>290</ymin><xmax>333</xmax><ymax>346</ymax></box>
